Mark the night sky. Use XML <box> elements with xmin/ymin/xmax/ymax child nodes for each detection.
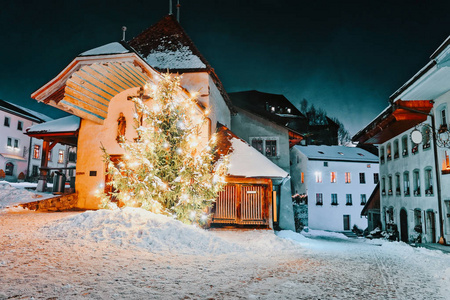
<box><xmin>1</xmin><ymin>0</ymin><xmax>449</xmax><ymax>135</ymax></box>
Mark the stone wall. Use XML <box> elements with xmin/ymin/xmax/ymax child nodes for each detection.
<box><xmin>20</xmin><ymin>193</ymin><xmax>78</xmax><ymax>211</ymax></box>
<box><xmin>293</xmin><ymin>203</ymin><xmax>308</xmax><ymax>232</ymax></box>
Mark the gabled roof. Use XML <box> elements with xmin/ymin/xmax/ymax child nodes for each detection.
<box><xmin>215</xmin><ymin>124</ymin><xmax>288</xmax><ymax>178</ymax></box>
<box><xmin>129</xmin><ymin>15</ymin><xmax>233</xmax><ymax>112</ymax></box>
<box><xmin>293</xmin><ymin>145</ymin><xmax>378</xmax><ymax>163</ymax></box>
<box><xmin>229</xmin><ymin>90</ymin><xmax>306</xmax><ymax>135</ymax></box>
<box><xmin>0</xmin><ymin>99</ymin><xmax>52</xmax><ymax>123</ymax></box>
<box><xmin>79</xmin><ymin>42</ymin><xmax>132</xmax><ymax>57</ymax></box>
<box><xmin>26</xmin><ymin>115</ymin><xmax>80</xmax><ymax>146</ymax></box>
<box><xmin>361</xmin><ymin>183</ymin><xmax>380</xmax><ymax>217</ymax></box>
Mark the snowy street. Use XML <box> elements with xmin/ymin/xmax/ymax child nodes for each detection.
<box><xmin>1</xmin><ymin>208</ymin><xmax>449</xmax><ymax>299</ymax></box>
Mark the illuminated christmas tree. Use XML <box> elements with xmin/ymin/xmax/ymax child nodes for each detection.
<box><xmin>100</xmin><ymin>74</ymin><xmax>228</xmax><ymax>225</ymax></box>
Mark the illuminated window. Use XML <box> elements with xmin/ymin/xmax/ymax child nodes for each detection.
<box><xmin>301</xmin><ymin>172</ymin><xmax>304</xmax><ymax>183</ymax></box>
<box><xmin>345</xmin><ymin>172</ymin><xmax>351</xmax><ymax>183</ymax></box>
<box><xmin>330</xmin><ymin>172</ymin><xmax>337</xmax><ymax>183</ymax></box>
<box><xmin>386</xmin><ymin>143</ymin><xmax>392</xmax><ymax>160</ymax></box>
<box><xmin>33</xmin><ymin>145</ymin><xmax>40</xmax><ymax>159</ymax></box>
<box><xmin>346</xmin><ymin>194</ymin><xmax>352</xmax><ymax>205</ymax></box>
<box><xmin>58</xmin><ymin>150</ymin><xmax>64</xmax><ymax>164</ymax></box>
<box><xmin>265</xmin><ymin>140</ymin><xmax>277</xmax><ymax>157</ymax></box>
<box><xmin>315</xmin><ymin>172</ymin><xmax>322</xmax><ymax>183</ymax></box>
<box><xmin>359</xmin><ymin>173</ymin><xmax>365</xmax><ymax>184</ymax></box>
<box><xmin>331</xmin><ymin>194</ymin><xmax>338</xmax><ymax>205</ymax></box>
<box><xmin>48</xmin><ymin>150</ymin><xmax>52</xmax><ymax>161</ymax></box>
<box><xmin>316</xmin><ymin>193</ymin><xmax>323</xmax><ymax>205</ymax></box>
<box><xmin>360</xmin><ymin>194</ymin><xmax>367</xmax><ymax>205</ymax></box>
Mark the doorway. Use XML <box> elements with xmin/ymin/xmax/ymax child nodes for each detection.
<box><xmin>343</xmin><ymin>215</ymin><xmax>350</xmax><ymax>231</ymax></box>
<box><xmin>400</xmin><ymin>209</ymin><xmax>408</xmax><ymax>243</ymax></box>
<box><xmin>427</xmin><ymin>210</ymin><xmax>436</xmax><ymax>243</ymax></box>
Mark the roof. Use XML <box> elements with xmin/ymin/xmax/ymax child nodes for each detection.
<box><xmin>361</xmin><ymin>183</ymin><xmax>380</xmax><ymax>216</ymax></box>
<box><xmin>0</xmin><ymin>99</ymin><xmax>52</xmax><ymax>123</ymax></box>
<box><xmin>352</xmin><ymin>100</ymin><xmax>433</xmax><ymax>144</ymax></box>
<box><xmin>215</xmin><ymin>124</ymin><xmax>288</xmax><ymax>178</ymax></box>
<box><xmin>293</xmin><ymin>145</ymin><xmax>378</xmax><ymax>162</ymax></box>
<box><xmin>390</xmin><ymin>35</ymin><xmax>450</xmax><ymax>102</ymax></box>
<box><xmin>129</xmin><ymin>15</ymin><xmax>234</xmax><ymax>112</ymax></box>
<box><xmin>228</xmin><ymin>90</ymin><xmax>306</xmax><ymax>135</ymax></box>
<box><xmin>26</xmin><ymin>115</ymin><xmax>80</xmax><ymax>134</ymax></box>
<box><xmin>79</xmin><ymin>42</ymin><xmax>132</xmax><ymax>57</ymax></box>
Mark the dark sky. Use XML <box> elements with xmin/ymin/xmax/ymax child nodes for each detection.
<box><xmin>1</xmin><ymin>0</ymin><xmax>449</xmax><ymax>135</ymax></box>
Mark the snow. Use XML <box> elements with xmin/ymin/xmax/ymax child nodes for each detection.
<box><xmin>227</xmin><ymin>137</ymin><xmax>288</xmax><ymax>178</ymax></box>
<box><xmin>1</xmin><ymin>99</ymin><xmax>53</xmax><ymax>122</ymax></box>
<box><xmin>0</xmin><ymin>208</ymin><xmax>449</xmax><ymax>299</ymax></box>
<box><xmin>26</xmin><ymin>115</ymin><xmax>80</xmax><ymax>133</ymax></box>
<box><xmin>293</xmin><ymin>145</ymin><xmax>378</xmax><ymax>162</ymax></box>
<box><xmin>145</xmin><ymin>45</ymin><xmax>206</xmax><ymax>70</ymax></box>
<box><xmin>0</xmin><ymin>181</ymin><xmax>54</xmax><ymax>209</ymax></box>
<box><xmin>79</xmin><ymin>42</ymin><xmax>130</xmax><ymax>56</ymax></box>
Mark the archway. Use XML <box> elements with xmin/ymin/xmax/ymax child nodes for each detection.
<box><xmin>400</xmin><ymin>208</ymin><xmax>408</xmax><ymax>243</ymax></box>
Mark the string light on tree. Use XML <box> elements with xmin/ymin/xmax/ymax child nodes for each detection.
<box><xmin>100</xmin><ymin>73</ymin><xmax>228</xmax><ymax>225</ymax></box>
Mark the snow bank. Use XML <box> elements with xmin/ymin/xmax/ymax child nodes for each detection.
<box><xmin>301</xmin><ymin>228</ymin><xmax>349</xmax><ymax>239</ymax></box>
<box><xmin>43</xmin><ymin>208</ymin><xmax>244</xmax><ymax>255</ymax></box>
<box><xmin>0</xmin><ymin>182</ymin><xmax>53</xmax><ymax>209</ymax></box>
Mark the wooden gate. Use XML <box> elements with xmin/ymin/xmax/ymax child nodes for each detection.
<box><xmin>211</xmin><ymin>178</ymin><xmax>272</xmax><ymax>226</ymax></box>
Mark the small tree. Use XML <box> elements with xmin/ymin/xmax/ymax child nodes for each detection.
<box><xmin>100</xmin><ymin>74</ymin><xmax>228</xmax><ymax>225</ymax></box>
<box><xmin>0</xmin><ymin>169</ymin><xmax>5</xmax><ymax>179</ymax></box>
<box><xmin>18</xmin><ymin>172</ymin><xmax>25</xmax><ymax>181</ymax></box>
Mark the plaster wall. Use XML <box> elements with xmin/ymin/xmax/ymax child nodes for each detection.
<box><xmin>290</xmin><ymin>148</ymin><xmax>308</xmax><ymax>195</ymax></box>
<box><xmin>231</xmin><ymin>108</ymin><xmax>290</xmax><ymax>173</ymax></box>
<box><xmin>379</xmin><ymin>125</ymin><xmax>439</xmax><ymax>243</ymax></box>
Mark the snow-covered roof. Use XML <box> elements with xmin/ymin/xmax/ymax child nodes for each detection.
<box><xmin>26</xmin><ymin>115</ymin><xmax>80</xmax><ymax>133</ymax></box>
<box><xmin>145</xmin><ymin>45</ymin><xmax>206</xmax><ymax>70</ymax></box>
<box><xmin>0</xmin><ymin>99</ymin><xmax>53</xmax><ymax>123</ymax></box>
<box><xmin>293</xmin><ymin>145</ymin><xmax>378</xmax><ymax>162</ymax></box>
<box><xmin>227</xmin><ymin>138</ymin><xmax>288</xmax><ymax>178</ymax></box>
<box><xmin>79</xmin><ymin>42</ymin><xmax>131</xmax><ymax>57</ymax></box>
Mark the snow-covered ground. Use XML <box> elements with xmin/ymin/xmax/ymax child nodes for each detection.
<box><xmin>0</xmin><ymin>181</ymin><xmax>55</xmax><ymax>209</ymax></box>
<box><xmin>1</xmin><ymin>207</ymin><xmax>449</xmax><ymax>299</ymax></box>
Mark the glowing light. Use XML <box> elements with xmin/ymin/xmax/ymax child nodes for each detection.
<box><xmin>190</xmin><ymin>211</ymin><xmax>196</xmax><ymax>219</ymax></box>
<box><xmin>176</xmin><ymin>148</ymin><xmax>182</xmax><ymax>154</ymax></box>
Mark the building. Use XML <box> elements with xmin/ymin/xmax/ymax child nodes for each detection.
<box><xmin>30</xmin><ymin>15</ymin><xmax>295</xmax><ymax>230</ymax></box>
<box><xmin>0</xmin><ymin>99</ymin><xmax>72</xmax><ymax>182</ymax></box>
<box><xmin>290</xmin><ymin>145</ymin><xmax>379</xmax><ymax>232</ymax></box>
<box><xmin>353</xmin><ymin>35</ymin><xmax>450</xmax><ymax>244</ymax></box>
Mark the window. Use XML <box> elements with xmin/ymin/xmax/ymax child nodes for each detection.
<box><xmin>58</xmin><ymin>150</ymin><xmax>64</xmax><ymax>164</ymax></box>
<box><xmin>315</xmin><ymin>172</ymin><xmax>322</xmax><ymax>183</ymax></box>
<box><xmin>330</xmin><ymin>172</ymin><xmax>337</xmax><ymax>183</ymax></box>
<box><xmin>68</xmin><ymin>147</ymin><xmax>77</xmax><ymax>163</ymax></box>
<box><xmin>393</xmin><ymin>139</ymin><xmax>399</xmax><ymax>159</ymax></box>
<box><xmin>388</xmin><ymin>175</ymin><xmax>393</xmax><ymax>195</ymax></box>
<box><xmin>373</xmin><ymin>173</ymin><xmax>379</xmax><ymax>184</ymax></box>
<box><xmin>403</xmin><ymin>171</ymin><xmax>410</xmax><ymax>196</ymax></box>
<box><xmin>380</xmin><ymin>146</ymin><xmax>385</xmax><ymax>164</ymax></box>
<box><xmin>413</xmin><ymin>169</ymin><xmax>420</xmax><ymax>196</ymax></box>
<box><xmin>414</xmin><ymin>209</ymin><xmax>422</xmax><ymax>229</ymax></box>
<box><xmin>331</xmin><ymin>194</ymin><xmax>338</xmax><ymax>205</ymax></box>
<box><xmin>316</xmin><ymin>193</ymin><xmax>323</xmax><ymax>205</ymax></box>
<box><xmin>395</xmin><ymin>173</ymin><xmax>401</xmax><ymax>195</ymax></box>
<box><xmin>424</xmin><ymin>168</ymin><xmax>433</xmax><ymax>196</ymax></box>
<box><xmin>386</xmin><ymin>143</ymin><xmax>392</xmax><ymax>161</ymax></box>
<box><xmin>381</xmin><ymin>177</ymin><xmax>386</xmax><ymax>196</ymax></box>
<box><xmin>402</xmin><ymin>135</ymin><xmax>408</xmax><ymax>156</ymax></box>
<box><xmin>33</xmin><ymin>145</ymin><xmax>40</xmax><ymax>159</ymax></box>
<box><xmin>5</xmin><ymin>162</ymin><xmax>14</xmax><ymax>176</ymax></box>
<box><xmin>441</xmin><ymin>108</ymin><xmax>447</xmax><ymax>127</ymax></box>
<box><xmin>345</xmin><ymin>172</ymin><xmax>351</xmax><ymax>183</ymax></box>
<box><xmin>346</xmin><ymin>194</ymin><xmax>352</xmax><ymax>205</ymax></box>
<box><xmin>265</xmin><ymin>140</ymin><xmax>277</xmax><ymax>157</ymax></box>
<box><xmin>4</xmin><ymin>116</ymin><xmax>10</xmax><ymax>127</ymax></box>
<box><xmin>7</xmin><ymin>137</ymin><xmax>12</xmax><ymax>147</ymax></box>
<box><xmin>13</xmin><ymin>139</ymin><xmax>18</xmax><ymax>149</ymax></box>
<box><xmin>48</xmin><ymin>150</ymin><xmax>52</xmax><ymax>162</ymax></box>
<box><xmin>323</xmin><ymin>161</ymin><xmax>328</xmax><ymax>167</ymax></box>
<box><xmin>301</xmin><ymin>172</ymin><xmax>304</xmax><ymax>183</ymax></box>
<box><xmin>422</xmin><ymin>126</ymin><xmax>431</xmax><ymax>149</ymax></box>
<box><xmin>32</xmin><ymin>165</ymin><xmax>39</xmax><ymax>177</ymax></box>
<box><xmin>360</xmin><ymin>194</ymin><xmax>367</xmax><ymax>205</ymax></box>
<box><xmin>250</xmin><ymin>137</ymin><xmax>278</xmax><ymax>158</ymax></box>
<box><xmin>359</xmin><ymin>173</ymin><xmax>365</xmax><ymax>184</ymax></box>
<box><xmin>17</xmin><ymin>121</ymin><xmax>23</xmax><ymax>131</ymax></box>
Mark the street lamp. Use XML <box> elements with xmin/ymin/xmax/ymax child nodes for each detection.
<box><xmin>395</xmin><ymin>102</ymin><xmax>447</xmax><ymax>245</ymax></box>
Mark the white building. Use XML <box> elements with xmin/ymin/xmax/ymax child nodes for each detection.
<box><xmin>290</xmin><ymin>145</ymin><xmax>379</xmax><ymax>232</ymax></box>
<box><xmin>0</xmin><ymin>99</ymin><xmax>74</xmax><ymax>182</ymax></box>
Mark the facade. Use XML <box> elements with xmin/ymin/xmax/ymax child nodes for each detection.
<box><xmin>290</xmin><ymin>145</ymin><xmax>379</xmax><ymax>232</ymax></box>
<box><xmin>0</xmin><ymin>99</ymin><xmax>71</xmax><ymax>182</ymax></box>
<box><xmin>353</xmin><ymin>35</ymin><xmax>450</xmax><ymax>244</ymax></box>
<box><xmin>30</xmin><ymin>15</ymin><xmax>295</xmax><ymax>230</ymax></box>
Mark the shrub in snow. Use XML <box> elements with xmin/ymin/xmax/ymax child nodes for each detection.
<box><xmin>0</xmin><ymin>169</ymin><xmax>5</xmax><ymax>179</ymax></box>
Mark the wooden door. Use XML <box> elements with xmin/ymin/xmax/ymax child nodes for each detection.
<box><xmin>343</xmin><ymin>215</ymin><xmax>350</xmax><ymax>231</ymax></box>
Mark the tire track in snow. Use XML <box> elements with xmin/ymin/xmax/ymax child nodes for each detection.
<box><xmin>371</xmin><ymin>246</ymin><xmax>402</xmax><ymax>299</ymax></box>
